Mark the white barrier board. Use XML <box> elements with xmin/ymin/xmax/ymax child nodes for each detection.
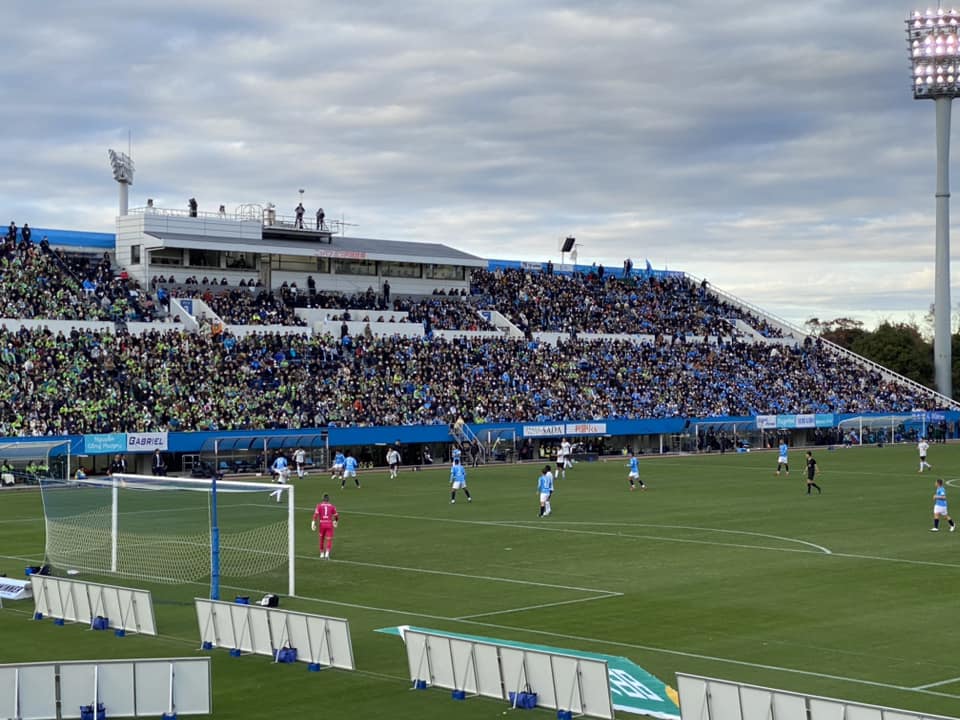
<box><xmin>403</xmin><ymin>627</ymin><xmax>614</xmax><ymax>719</ymax></box>
<box><xmin>195</xmin><ymin>598</ymin><xmax>355</xmax><ymax>671</ymax></box>
<box><xmin>0</xmin><ymin>658</ymin><xmax>210</xmax><ymax>719</ymax></box>
<box><xmin>31</xmin><ymin>575</ymin><xmax>157</xmax><ymax>635</ymax></box>
<box><xmin>677</xmin><ymin>674</ymin><xmax>957</xmax><ymax>720</ymax></box>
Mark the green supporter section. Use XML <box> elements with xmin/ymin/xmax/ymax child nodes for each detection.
<box><xmin>376</xmin><ymin>624</ymin><xmax>681</xmax><ymax>719</ymax></box>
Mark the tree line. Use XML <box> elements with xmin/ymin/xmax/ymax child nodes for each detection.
<box><xmin>804</xmin><ymin>316</ymin><xmax>960</xmax><ymax>398</ymax></box>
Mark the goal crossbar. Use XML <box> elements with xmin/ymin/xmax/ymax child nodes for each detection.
<box><xmin>41</xmin><ymin>473</ymin><xmax>296</xmax><ymax>598</ymax></box>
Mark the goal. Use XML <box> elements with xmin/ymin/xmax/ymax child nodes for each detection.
<box><xmin>39</xmin><ymin>474</ymin><xmax>296</xmax><ymax>597</ymax></box>
<box><xmin>836</xmin><ymin>414</ymin><xmax>923</xmax><ymax>445</ymax></box>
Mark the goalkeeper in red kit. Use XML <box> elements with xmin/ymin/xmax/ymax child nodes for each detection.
<box><xmin>311</xmin><ymin>493</ymin><xmax>339</xmax><ymax>559</ymax></box>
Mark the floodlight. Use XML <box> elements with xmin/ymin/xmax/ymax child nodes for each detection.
<box><xmin>108</xmin><ymin>149</ymin><xmax>134</xmax><ymax>185</ymax></box>
<box><xmin>108</xmin><ymin>148</ymin><xmax>135</xmax><ymax>218</ymax></box>
<box><xmin>906</xmin><ymin>10</ymin><xmax>960</xmax><ymax>398</ymax></box>
<box><xmin>561</xmin><ymin>236</ymin><xmax>576</xmax><ymax>253</ymax></box>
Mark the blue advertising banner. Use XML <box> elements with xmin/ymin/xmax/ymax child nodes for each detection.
<box><xmin>83</xmin><ymin>433</ymin><xmax>126</xmax><ymax>454</ymax></box>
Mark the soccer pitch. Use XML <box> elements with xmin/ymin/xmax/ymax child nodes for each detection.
<box><xmin>3</xmin><ymin>443</ymin><xmax>960</xmax><ymax>719</ymax></box>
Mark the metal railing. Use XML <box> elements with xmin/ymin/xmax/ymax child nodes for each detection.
<box><xmin>129</xmin><ymin>205</ymin><xmax>352</xmax><ymax>235</ymax></box>
<box><xmin>684</xmin><ymin>271</ymin><xmax>960</xmax><ymax>410</ymax></box>
<box><xmin>262</xmin><ymin>211</ymin><xmax>350</xmax><ymax>235</ymax></box>
<box><xmin>129</xmin><ymin>206</ymin><xmax>233</xmax><ymax>221</ymax></box>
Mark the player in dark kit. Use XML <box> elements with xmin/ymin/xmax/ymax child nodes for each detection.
<box><xmin>805</xmin><ymin>451</ymin><xmax>821</xmax><ymax>495</ymax></box>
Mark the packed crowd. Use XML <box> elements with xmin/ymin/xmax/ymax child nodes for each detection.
<box><xmin>396</xmin><ymin>297</ymin><xmax>497</xmax><ymax>332</ymax></box>
<box><xmin>470</xmin><ymin>268</ymin><xmax>785</xmax><ymax>338</ymax></box>
<box><xmin>6</xmin><ymin>238</ymin><xmax>787</xmax><ymax>337</ymax></box>
<box><xmin>0</xmin><ymin>231</ymin><xmax>935</xmax><ymax>435</ymax></box>
<box><xmin>179</xmin><ymin>286</ymin><xmax>306</xmax><ymax>326</ymax></box>
<box><xmin>0</xmin><ymin>324</ymin><xmax>931</xmax><ymax>436</ymax></box>
<box><xmin>1</xmin><ymin>233</ymin><xmax>164</xmax><ymax>323</ymax></box>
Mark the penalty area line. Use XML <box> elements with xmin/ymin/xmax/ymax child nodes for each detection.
<box><xmin>913</xmin><ymin>675</ymin><xmax>960</xmax><ymax>690</ymax></box>
<box><xmin>302</xmin><ymin>556</ymin><xmax>618</xmax><ymax>595</ymax></box>
<box><xmin>454</xmin><ymin>592</ymin><xmax>623</xmax><ymax>621</ymax></box>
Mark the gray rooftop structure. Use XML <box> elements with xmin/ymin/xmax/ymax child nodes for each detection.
<box><xmin>144</xmin><ymin>231</ymin><xmax>487</xmax><ymax>267</ymax></box>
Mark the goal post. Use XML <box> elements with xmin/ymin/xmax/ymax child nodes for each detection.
<box><xmin>836</xmin><ymin>414</ymin><xmax>921</xmax><ymax>445</ymax></box>
<box><xmin>39</xmin><ymin>473</ymin><xmax>296</xmax><ymax>598</ymax></box>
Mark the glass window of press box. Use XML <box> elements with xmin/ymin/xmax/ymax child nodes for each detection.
<box><xmin>188</xmin><ymin>249</ymin><xmax>220</xmax><ymax>268</ymax></box>
<box><xmin>226</xmin><ymin>252</ymin><xmax>259</xmax><ymax>270</ymax></box>
<box><xmin>269</xmin><ymin>254</ymin><xmax>329</xmax><ymax>273</ymax></box>
<box><xmin>333</xmin><ymin>259</ymin><xmax>377</xmax><ymax>276</ymax></box>
<box><xmin>424</xmin><ymin>264</ymin><xmax>465</xmax><ymax>280</ymax></box>
<box><xmin>381</xmin><ymin>261</ymin><xmax>421</xmax><ymax>278</ymax></box>
<box><xmin>150</xmin><ymin>248</ymin><xmax>184</xmax><ymax>267</ymax></box>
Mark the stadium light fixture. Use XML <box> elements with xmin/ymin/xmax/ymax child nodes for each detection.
<box><xmin>108</xmin><ymin>149</ymin><xmax>135</xmax><ymax>217</ymax></box>
<box><xmin>907</xmin><ymin>8</ymin><xmax>960</xmax><ymax>399</ymax></box>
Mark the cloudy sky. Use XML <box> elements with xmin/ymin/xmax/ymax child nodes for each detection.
<box><xmin>0</xmin><ymin>1</ymin><xmax>950</xmax><ymax>330</ymax></box>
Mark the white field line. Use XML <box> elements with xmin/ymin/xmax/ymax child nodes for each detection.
<box><xmin>346</xmin><ymin>510</ymin><xmax>960</xmax><ymax>569</ymax></box>
<box><xmin>308</xmin><ymin>556</ymin><xmax>616</xmax><ymax>594</ymax></box>
<box><xmin>14</xmin><ymin>505</ymin><xmax>960</xmax><ymax>569</ymax></box>
<box><xmin>347</xmin><ymin>510</ymin><xmax>833</xmax><ymax>556</ymax></box>
<box><xmin>525</xmin><ymin>521</ymin><xmax>832</xmax><ymax>554</ymax></box>
<box><xmin>914</xmin><ymin>676</ymin><xmax>960</xmax><ymax>690</ymax></box>
<box><xmin>0</xmin><ymin>550</ymin><xmax>955</xmax><ymax>701</ymax></box>
<box><xmin>454</xmin><ymin>593</ymin><xmax>622</xmax><ymax>620</ymax></box>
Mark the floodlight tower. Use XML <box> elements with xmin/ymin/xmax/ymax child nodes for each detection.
<box><xmin>908</xmin><ymin>7</ymin><xmax>960</xmax><ymax>399</ymax></box>
<box><xmin>108</xmin><ymin>149</ymin><xmax>135</xmax><ymax>217</ymax></box>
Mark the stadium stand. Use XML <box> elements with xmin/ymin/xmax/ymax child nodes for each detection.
<box><xmin>0</xmin><ymin>325</ymin><xmax>934</xmax><ymax>436</ymax></box>
<box><xmin>1</xmin><ymin>238</ymin><xmax>164</xmax><ymax>323</ymax></box>
<box><xmin>0</xmin><ymin>219</ymin><xmax>945</xmax><ymax>435</ymax></box>
<box><xmin>470</xmin><ymin>267</ymin><xmax>785</xmax><ymax>338</ymax></box>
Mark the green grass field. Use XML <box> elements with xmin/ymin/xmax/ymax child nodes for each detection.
<box><xmin>3</xmin><ymin>443</ymin><xmax>960</xmax><ymax>719</ymax></box>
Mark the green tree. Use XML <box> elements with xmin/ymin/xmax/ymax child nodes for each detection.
<box><xmin>804</xmin><ymin>317</ymin><xmax>867</xmax><ymax>349</ymax></box>
<box><xmin>848</xmin><ymin>322</ymin><xmax>933</xmax><ymax>387</ymax></box>
<box><xmin>806</xmin><ymin>317</ymin><xmax>938</xmax><ymax>393</ymax></box>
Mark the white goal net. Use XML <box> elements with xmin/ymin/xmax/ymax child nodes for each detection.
<box><xmin>39</xmin><ymin>474</ymin><xmax>295</xmax><ymax>596</ymax></box>
<box><xmin>836</xmin><ymin>414</ymin><xmax>922</xmax><ymax>445</ymax></box>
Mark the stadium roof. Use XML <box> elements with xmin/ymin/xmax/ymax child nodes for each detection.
<box><xmin>145</xmin><ymin>231</ymin><xmax>487</xmax><ymax>267</ymax></box>
<box><xmin>30</xmin><ymin>227</ymin><xmax>114</xmax><ymax>250</ymax></box>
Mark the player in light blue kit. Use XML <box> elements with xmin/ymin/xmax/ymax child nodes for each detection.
<box><xmin>775</xmin><ymin>441</ymin><xmax>789</xmax><ymax>476</ymax></box>
<box><xmin>452</xmin><ymin>445</ymin><xmax>463</xmax><ymax>465</ymax></box>
<box><xmin>331</xmin><ymin>451</ymin><xmax>346</xmax><ymax>480</ymax></box>
<box><xmin>450</xmin><ymin>463</ymin><xmax>472</xmax><ymax>504</ymax></box>
<box><xmin>627</xmin><ymin>451</ymin><xmax>646</xmax><ymax>491</ymax></box>
<box><xmin>931</xmin><ymin>478</ymin><xmax>956</xmax><ymax>532</ymax></box>
<box><xmin>340</xmin><ymin>452</ymin><xmax>360</xmax><ymax>489</ymax></box>
<box><xmin>538</xmin><ymin>465</ymin><xmax>554</xmax><ymax>517</ymax></box>
<box><xmin>269</xmin><ymin>453</ymin><xmax>290</xmax><ymax>502</ymax></box>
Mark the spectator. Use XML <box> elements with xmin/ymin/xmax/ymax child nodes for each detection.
<box><xmin>295</xmin><ymin>203</ymin><xmax>305</xmax><ymax>229</ymax></box>
<box><xmin>1</xmin><ymin>459</ymin><xmax>14</xmax><ymax>486</ymax></box>
<box><xmin>316</xmin><ymin>207</ymin><xmax>325</xmax><ymax>230</ymax></box>
<box><xmin>188</xmin><ymin>198</ymin><xmax>198</xmax><ymax>217</ymax></box>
